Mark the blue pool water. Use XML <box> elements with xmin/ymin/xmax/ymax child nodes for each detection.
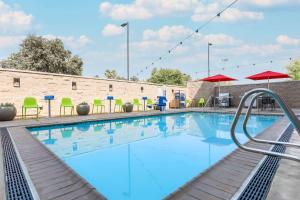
<box><xmin>29</xmin><ymin>112</ymin><xmax>279</xmax><ymax>200</ymax></box>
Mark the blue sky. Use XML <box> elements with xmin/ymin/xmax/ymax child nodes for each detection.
<box><xmin>0</xmin><ymin>0</ymin><xmax>300</xmax><ymax>84</ymax></box>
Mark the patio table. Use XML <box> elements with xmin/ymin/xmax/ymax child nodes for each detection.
<box><xmin>106</xmin><ymin>96</ymin><xmax>114</xmax><ymax>113</ymax></box>
<box><xmin>44</xmin><ymin>95</ymin><xmax>55</xmax><ymax>117</ymax></box>
<box><xmin>142</xmin><ymin>96</ymin><xmax>147</xmax><ymax>111</ymax></box>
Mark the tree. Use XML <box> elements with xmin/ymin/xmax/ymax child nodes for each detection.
<box><xmin>286</xmin><ymin>60</ymin><xmax>300</xmax><ymax>80</ymax></box>
<box><xmin>130</xmin><ymin>76</ymin><xmax>139</xmax><ymax>82</ymax></box>
<box><xmin>0</xmin><ymin>35</ymin><xmax>83</xmax><ymax>75</ymax></box>
<box><xmin>104</xmin><ymin>69</ymin><xmax>137</xmax><ymax>81</ymax></box>
<box><xmin>147</xmin><ymin>68</ymin><xmax>191</xmax><ymax>86</ymax></box>
<box><xmin>104</xmin><ymin>70</ymin><xmax>118</xmax><ymax>79</ymax></box>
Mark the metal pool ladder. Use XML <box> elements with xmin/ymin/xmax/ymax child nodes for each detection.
<box><xmin>230</xmin><ymin>88</ymin><xmax>300</xmax><ymax>162</ymax></box>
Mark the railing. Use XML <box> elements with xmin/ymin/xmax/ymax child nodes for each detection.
<box><xmin>230</xmin><ymin>88</ymin><xmax>300</xmax><ymax>162</ymax></box>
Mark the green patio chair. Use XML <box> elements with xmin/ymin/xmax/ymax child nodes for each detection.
<box><xmin>146</xmin><ymin>99</ymin><xmax>153</xmax><ymax>110</ymax></box>
<box><xmin>198</xmin><ymin>97</ymin><xmax>205</xmax><ymax>107</ymax></box>
<box><xmin>186</xmin><ymin>99</ymin><xmax>192</xmax><ymax>107</ymax></box>
<box><xmin>114</xmin><ymin>98</ymin><xmax>123</xmax><ymax>112</ymax></box>
<box><xmin>92</xmin><ymin>99</ymin><xmax>105</xmax><ymax>114</ymax></box>
<box><xmin>60</xmin><ymin>97</ymin><xmax>74</xmax><ymax>116</ymax></box>
<box><xmin>22</xmin><ymin>97</ymin><xmax>40</xmax><ymax>119</ymax></box>
<box><xmin>133</xmin><ymin>98</ymin><xmax>142</xmax><ymax>111</ymax></box>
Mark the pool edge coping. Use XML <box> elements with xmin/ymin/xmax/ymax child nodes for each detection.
<box><xmin>1</xmin><ymin>108</ymin><xmax>288</xmax><ymax>200</ymax></box>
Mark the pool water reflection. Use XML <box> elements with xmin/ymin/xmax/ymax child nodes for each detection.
<box><xmin>29</xmin><ymin>112</ymin><xmax>279</xmax><ymax>200</ymax></box>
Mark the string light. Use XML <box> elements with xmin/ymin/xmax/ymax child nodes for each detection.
<box><xmin>193</xmin><ymin>57</ymin><xmax>294</xmax><ymax>75</ymax></box>
<box><xmin>134</xmin><ymin>0</ymin><xmax>241</xmax><ymax>77</ymax></box>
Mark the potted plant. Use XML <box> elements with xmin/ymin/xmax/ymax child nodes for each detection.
<box><xmin>122</xmin><ymin>102</ymin><xmax>133</xmax><ymax>112</ymax></box>
<box><xmin>76</xmin><ymin>102</ymin><xmax>90</xmax><ymax>115</ymax></box>
<box><xmin>0</xmin><ymin>103</ymin><xmax>17</xmax><ymax>121</ymax></box>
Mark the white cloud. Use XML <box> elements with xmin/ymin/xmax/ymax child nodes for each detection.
<box><xmin>202</xmin><ymin>33</ymin><xmax>242</xmax><ymax>46</ymax></box>
<box><xmin>0</xmin><ymin>35</ymin><xmax>24</xmax><ymax>48</ymax></box>
<box><xmin>192</xmin><ymin>2</ymin><xmax>264</xmax><ymax>22</ymax></box>
<box><xmin>99</xmin><ymin>0</ymin><xmax>199</xmax><ymax>20</ymax></box>
<box><xmin>143</xmin><ymin>25</ymin><xmax>193</xmax><ymax>41</ymax></box>
<box><xmin>276</xmin><ymin>35</ymin><xmax>300</xmax><ymax>46</ymax></box>
<box><xmin>0</xmin><ymin>1</ymin><xmax>32</xmax><ymax>33</ymax></box>
<box><xmin>102</xmin><ymin>24</ymin><xmax>124</xmax><ymax>36</ymax></box>
<box><xmin>134</xmin><ymin>25</ymin><xmax>242</xmax><ymax>55</ymax></box>
<box><xmin>247</xmin><ymin>0</ymin><xmax>297</xmax><ymax>7</ymax></box>
<box><xmin>230</xmin><ymin>44</ymin><xmax>282</xmax><ymax>55</ymax></box>
<box><xmin>44</xmin><ymin>34</ymin><xmax>90</xmax><ymax>49</ymax></box>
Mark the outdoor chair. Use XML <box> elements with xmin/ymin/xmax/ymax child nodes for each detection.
<box><xmin>60</xmin><ymin>97</ymin><xmax>74</xmax><ymax>116</ymax></box>
<box><xmin>133</xmin><ymin>98</ymin><xmax>143</xmax><ymax>111</ymax></box>
<box><xmin>114</xmin><ymin>99</ymin><xmax>123</xmax><ymax>112</ymax></box>
<box><xmin>92</xmin><ymin>99</ymin><xmax>105</xmax><ymax>114</ymax></box>
<box><xmin>146</xmin><ymin>99</ymin><xmax>153</xmax><ymax>110</ymax></box>
<box><xmin>185</xmin><ymin>99</ymin><xmax>192</xmax><ymax>107</ymax></box>
<box><xmin>22</xmin><ymin>97</ymin><xmax>41</xmax><ymax>119</ymax></box>
<box><xmin>198</xmin><ymin>97</ymin><xmax>205</xmax><ymax>107</ymax></box>
<box><xmin>261</xmin><ymin>96</ymin><xmax>275</xmax><ymax>111</ymax></box>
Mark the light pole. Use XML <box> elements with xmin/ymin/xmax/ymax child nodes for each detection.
<box><xmin>208</xmin><ymin>42</ymin><xmax>212</xmax><ymax>77</ymax></box>
<box><xmin>121</xmin><ymin>22</ymin><xmax>129</xmax><ymax>80</ymax></box>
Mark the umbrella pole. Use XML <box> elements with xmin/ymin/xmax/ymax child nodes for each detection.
<box><xmin>219</xmin><ymin>82</ymin><xmax>220</xmax><ymax>97</ymax></box>
<box><xmin>268</xmin><ymin>78</ymin><xmax>270</xmax><ymax>90</ymax></box>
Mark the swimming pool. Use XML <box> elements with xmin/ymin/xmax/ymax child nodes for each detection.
<box><xmin>28</xmin><ymin>112</ymin><xmax>280</xmax><ymax>200</ymax></box>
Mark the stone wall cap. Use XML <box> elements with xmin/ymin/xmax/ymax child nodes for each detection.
<box><xmin>0</xmin><ymin>68</ymin><xmax>187</xmax><ymax>88</ymax></box>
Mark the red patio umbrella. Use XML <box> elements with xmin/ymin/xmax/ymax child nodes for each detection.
<box><xmin>200</xmin><ymin>74</ymin><xmax>237</xmax><ymax>96</ymax></box>
<box><xmin>246</xmin><ymin>71</ymin><xmax>290</xmax><ymax>89</ymax></box>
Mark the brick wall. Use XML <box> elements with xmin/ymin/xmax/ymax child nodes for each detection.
<box><xmin>218</xmin><ymin>81</ymin><xmax>300</xmax><ymax>108</ymax></box>
<box><xmin>0</xmin><ymin>68</ymin><xmax>187</xmax><ymax>117</ymax></box>
<box><xmin>186</xmin><ymin>81</ymin><xmax>216</xmax><ymax>104</ymax></box>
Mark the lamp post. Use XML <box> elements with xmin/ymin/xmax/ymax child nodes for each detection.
<box><xmin>208</xmin><ymin>42</ymin><xmax>212</xmax><ymax>77</ymax></box>
<box><xmin>121</xmin><ymin>22</ymin><xmax>130</xmax><ymax>80</ymax></box>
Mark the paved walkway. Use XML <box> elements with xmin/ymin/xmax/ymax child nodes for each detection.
<box><xmin>266</xmin><ymin>130</ymin><xmax>300</xmax><ymax>200</ymax></box>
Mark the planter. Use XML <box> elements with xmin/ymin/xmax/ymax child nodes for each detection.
<box><xmin>0</xmin><ymin>105</ymin><xmax>17</xmax><ymax>121</ymax></box>
<box><xmin>122</xmin><ymin>102</ymin><xmax>133</xmax><ymax>112</ymax></box>
<box><xmin>76</xmin><ymin>104</ymin><xmax>90</xmax><ymax>115</ymax></box>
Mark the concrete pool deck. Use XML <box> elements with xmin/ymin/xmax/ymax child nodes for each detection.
<box><xmin>0</xmin><ymin>108</ymin><xmax>298</xmax><ymax>200</ymax></box>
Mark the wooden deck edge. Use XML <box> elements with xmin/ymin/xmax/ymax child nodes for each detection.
<box><xmin>8</xmin><ymin>127</ymin><xmax>107</xmax><ymax>200</ymax></box>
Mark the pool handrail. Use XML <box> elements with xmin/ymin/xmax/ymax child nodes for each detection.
<box><xmin>242</xmin><ymin>92</ymin><xmax>300</xmax><ymax>148</ymax></box>
<box><xmin>230</xmin><ymin>88</ymin><xmax>300</xmax><ymax>162</ymax></box>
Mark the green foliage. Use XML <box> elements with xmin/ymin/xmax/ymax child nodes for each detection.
<box><xmin>130</xmin><ymin>76</ymin><xmax>139</xmax><ymax>82</ymax></box>
<box><xmin>1</xmin><ymin>35</ymin><xmax>83</xmax><ymax>75</ymax></box>
<box><xmin>104</xmin><ymin>69</ymin><xmax>118</xmax><ymax>79</ymax></box>
<box><xmin>104</xmin><ymin>69</ymin><xmax>137</xmax><ymax>81</ymax></box>
<box><xmin>286</xmin><ymin>60</ymin><xmax>300</xmax><ymax>80</ymax></box>
<box><xmin>147</xmin><ymin>68</ymin><xmax>191</xmax><ymax>86</ymax></box>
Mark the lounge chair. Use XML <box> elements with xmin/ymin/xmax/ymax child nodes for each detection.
<box><xmin>22</xmin><ymin>97</ymin><xmax>40</xmax><ymax>119</ymax></box>
<box><xmin>114</xmin><ymin>99</ymin><xmax>123</xmax><ymax>112</ymax></box>
<box><xmin>60</xmin><ymin>97</ymin><xmax>74</xmax><ymax>116</ymax></box>
<box><xmin>133</xmin><ymin>98</ymin><xmax>143</xmax><ymax>111</ymax></box>
<box><xmin>92</xmin><ymin>99</ymin><xmax>105</xmax><ymax>114</ymax></box>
